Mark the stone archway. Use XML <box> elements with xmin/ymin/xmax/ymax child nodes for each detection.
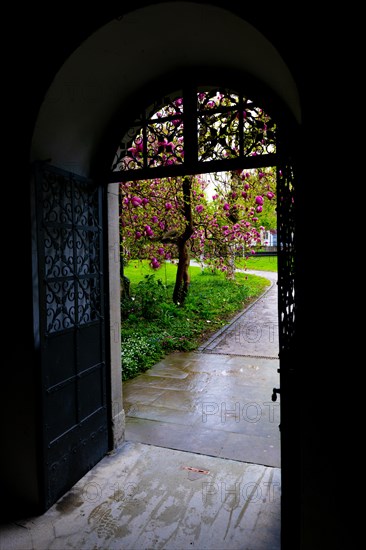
<box><xmin>30</xmin><ymin>2</ymin><xmax>300</xmax><ymax>512</ymax></box>
<box><xmin>108</xmin><ymin>79</ymin><xmax>295</xmax><ymax>469</ymax></box>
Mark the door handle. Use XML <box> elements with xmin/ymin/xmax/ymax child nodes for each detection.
<box><xmin>272</xmin><ymin>388</ymin><xmax>280</xmax><ymax>402</ymax></box>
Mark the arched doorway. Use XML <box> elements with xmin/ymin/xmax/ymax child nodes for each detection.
<box><xmin>29</xmin><ymin>3</ymin><xmax>300</xmax><ymax>540</ymax></box>
<box><xmin>108</xmin><ymin>75</ymin><xmax>295</xmax><ymax>462</ymax></box>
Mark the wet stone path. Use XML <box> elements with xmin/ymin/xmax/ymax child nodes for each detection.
<box><xmin>199</xmin><ymin>270</ymin><xmax>278</xmax><ymax>357</ymax></box>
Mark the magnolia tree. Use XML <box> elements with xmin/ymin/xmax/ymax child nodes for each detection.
<box><xmin>120</xmin><ymin>167</ymin><xmax>276</xmax><ymax>304</ymax></box>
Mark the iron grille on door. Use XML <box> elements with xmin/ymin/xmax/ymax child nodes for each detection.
<box><xmin>277</xmin><ymin>163</ymin><xmax>296</xmax><ymax>362</ymax></box>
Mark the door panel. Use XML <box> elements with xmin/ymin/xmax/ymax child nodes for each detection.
<box><xmin>276</xmin><ymin>160</ymin><xmax>299</xmax><ymax>549</ymax></box>
<box><xmin>34</xmin><ymin>163</ymin><xmax>108</xmax><ymax>510</ymax></box>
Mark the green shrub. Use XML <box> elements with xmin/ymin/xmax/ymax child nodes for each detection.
<box><xmin>133</xmin><ymin>274</ymin><xmax>167</xmax><ymax>319</ymax></box>
<box><xmin>121</xmin><ymin>334</ymin><xmax>164</xmax><ymax>380</ymax></box>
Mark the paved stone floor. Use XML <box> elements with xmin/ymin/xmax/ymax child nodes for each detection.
<box><xmin>125</xmin><ymin>354</ymin><xmax>280</xmax><ymax>467</ymax></box>
<box><xmin>0</xmin><ymin>442</ymin><xmax>281</xmax><ymax>550</ymax></box>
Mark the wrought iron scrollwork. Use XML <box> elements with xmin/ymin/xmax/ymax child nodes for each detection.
<box><xmin>112</xmin><ymin>92</ymin><xmax>185</xmax><ymax>171</ymax></box>
<box><xmin>45</xmin><ymin>280</ymin><xmax>75</xmax><ymax>332</ymax></box>
<box><xmin>197</xmin><ymin>89</ymin><xmax>276</xmax><ymax>161</ymax></box>
<box><xmin>277</xmin><ymin>163</ymin><xmax>296</xmax><ymax>357</ymax></box>
<box><xmin>197</xmin><ymin>89</ymin><xmax>240</xmax><ymax>161</ymax></box>
<box><xmin>38</xmin><ymin>167</ymin><xmax>103</xmax><ymax>334</ymax></box>
<box><xmin>43</xmin><ymin>226</ymin><xmax>73</xmax><ymax>278</ymax></box>
<box><xmin>112</xmin><ymin>87</ymin><xmax>276</xmax><ymax>176</ymax></box>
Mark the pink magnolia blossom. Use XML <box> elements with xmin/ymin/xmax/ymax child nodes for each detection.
<box><xmin>151</xmin><ymin>216</ymin><xmax>159</xmax><ymax>223</ymax></box>
<box><xmin>128</xmin><ymin>140</ymin><xmax>143</xmax><ymax>157</ymax></box>
<box><xmin>151</xmin><ymin>257</ymin><xmax>160</xmax><ymax>269</ymax></box>
<box><xmin>131</xmin><ymin>196</ymin><xmax>142</xmax><ymax>207</ymax></box>
<box><xmin>223</xmin><ymin>203</ymin><xmax>230</xmax><ymax>211</ymax></box>
<box><xmin>256</xmin><ymin>205</ymin><xmax>263</xmax><ymax>213</ymax></box>
<box><xmin>135</xmin><ymin>231</ymin><xmax>142</xmax><ymax>239</ymax></box>
<box><xmin>266</xmin><ymin>192</ymin><xmax>275</xmax><ymax>200</ymax></box>
<box><xmin>165</xmin><ymin>202</ymin><xmax>173</xmax><ymax>210</ymax></box>
<box><xmin>145</xmin><ymin>225</ymin><xmax>154</xmax><ymax>237</ymax></box>
<box><xmin>158</xmin><ymin>247</ymin><xmax>165</xmax><ymax>255</ymax></box>
<box><xmin>196</xmin><ymin>205</ymin><xmax>204</xmax><ymax>213</ymax></box>
<box><xmin>255</xmin><ymin>196</ymin><xmax>264</xmax><ymax>205</ymax></box>
<box><xmin>158</xmin><ymin>138</ymin><xmax>175</xmax><ymax>153</ymax></box>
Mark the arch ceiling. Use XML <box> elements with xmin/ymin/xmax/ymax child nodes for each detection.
<box><xmin>31</xmin><ymin>2</ymin><xmax>301</xmax><ymax>177</ymax></box>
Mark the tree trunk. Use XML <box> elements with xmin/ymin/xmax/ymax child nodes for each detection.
<box><xmin>173</xmin><ymin>176</ymin><xmax>193</xmax><ymax>305</ymax></box>
<box><xmin>226</xmin><ymin>247</ymin><xmax>236</xmax><ymax>280</ymax></box>
<box><xmin>173</xmin><ymin>241</ymin><xmax>191</xmax><ymax>304</ymax></box>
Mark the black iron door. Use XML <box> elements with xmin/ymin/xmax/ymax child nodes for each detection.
<box><xmin>34</xmin><ymin>164</ymin><xmax>108</xmax><ymax>510</ymax></box>
<box><xmin>276</xmin><ymin>160</ymin><xmax>299</xmax><ymax>549</ymax></box>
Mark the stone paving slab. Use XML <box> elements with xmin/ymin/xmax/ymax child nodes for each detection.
<box><xmin>0</xmin><ymin>442</ymin><xmax>280</xmax><ymax>550</ymax></box>
<box><xmin>125</xmin><ymin>353</ymin><xmax>280</xmax><ymax>467</ymax></box>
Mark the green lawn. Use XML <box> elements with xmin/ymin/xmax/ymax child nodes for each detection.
<box><xmin>121</xmin><ymin>260</ymin><xmax>271</xmax><ymax>380</ymax></box>
<box><xmin>124</xmin><ymin>255</ymin><xmax>277</xmax><ymax>285</ymax></box>
<box><xmin>236</xmin><ymin>255</ymin><xmax>278</xmax><ymax>272</ymax></box>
